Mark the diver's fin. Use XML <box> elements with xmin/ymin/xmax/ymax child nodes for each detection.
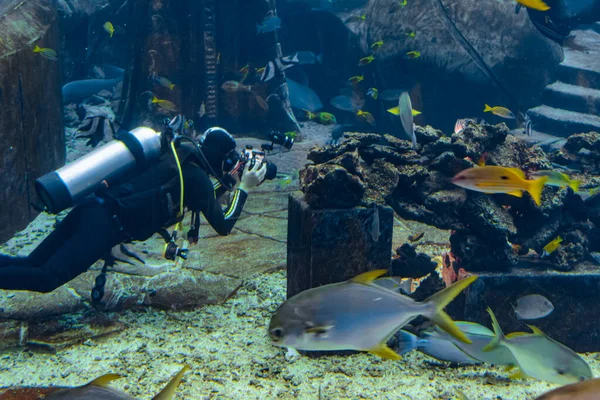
<box><xmin>87</xmin><ymin>373</ymin><xmax>124</xmax><ymax>388</ymax></box>
<box><xmin>153</xmin><ymin>365</ymin><xmax>190</xmax><ymax>400</ymax></box>
<box><xmin>351</xmin><ymin>269</ymin><xmax>387</xmax><ymax>284</ymax></box>
<box><xmin>527</xmin><ymin>176</ymin><xmax>548</xmax><ymax>206</ymax></box>
<box><xmin>368</xmin><ymin>342</ymin><xmax>401</xmax><ymax>360</ymax></box>
<box><xmin>422</xmin><ymin>276</ymin><xmax>478</xmax><ymax>344</ymax></box>
<box><xmin>482</xmin><ymin>308</ymin><xmax>505</xmax><ymax>352</ymax></box>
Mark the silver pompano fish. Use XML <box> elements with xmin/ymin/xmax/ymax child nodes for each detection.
<box><xmin>44</xmin><ymin>365</ymin><xmax>189</xmax><ymax>400</ymax></box>
<box><xmin>269</xmin><ymin>270</ymin><xmax>477</xmax><ymax>359</ymax></box>
<box><xmin>514</xmin><ymin>294</ymin><xmax>554</xmax><ymax>320</ymax></box>
<box><xmin>484</xmin><ymin>308</ymin><xmax>591</xmax><ymax>385</ymax></box>
<box><xmin>398</xmin><ymin>91</ymin><xmax>417</xmax><ymax>148</ymax></box>
<box><xmin>429</xmin><ymin>321</ymin><xmax>516</xmax><ymax>366</ymax></box>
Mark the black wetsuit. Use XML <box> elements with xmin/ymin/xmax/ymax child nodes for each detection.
<box><xmin>0</xmin><ymin>145</ymin><xmax>247</xmax><ymax>293</ymax></box>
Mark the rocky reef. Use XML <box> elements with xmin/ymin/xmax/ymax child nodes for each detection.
<box><xmin>300</xmin><ymin>124</ymin><xmax>600</xmax><ymax>273</ymax></box>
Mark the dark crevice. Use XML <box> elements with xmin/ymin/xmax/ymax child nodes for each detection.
<box><xmin>17</xmin><ymin>71</ymin><xmax>31</xmax><ymax>221</ymax></box>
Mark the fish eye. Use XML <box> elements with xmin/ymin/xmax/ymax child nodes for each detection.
<box><xmin>455</xmin><ymin>175</ymin><xmax>466</xmax><ymax>181</ymax></box>
<box><xmin>556</xmin><ymin>368</ymin><xmax>566</xmax><ymax>375</ymax></box>
<box><xmin>269</xmin><ymin>327</ymin><xmax>284</xmax><ymax>341</ymax></box>
<box><xmin>500</xmin><ymin>175</ymin><xmax>509</xmax><ymax>180</ymax></box>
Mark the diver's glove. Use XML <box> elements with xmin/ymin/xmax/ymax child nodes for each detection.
<box><xmin>239</xmin><ymin>161</ymin><xmax>267</xmax><ymax>193</ymax></box>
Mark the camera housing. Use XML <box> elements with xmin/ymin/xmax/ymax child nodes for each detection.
<box><xmin>240</xmin><ymin>145</ymin><xmax>277</xmax><ymax>182</ymax></box>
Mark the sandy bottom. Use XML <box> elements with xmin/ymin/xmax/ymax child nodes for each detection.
<box><xmin>1</xmin><ymin>268</ymin><xmax>598</xmax><ymax>399</ymax></box>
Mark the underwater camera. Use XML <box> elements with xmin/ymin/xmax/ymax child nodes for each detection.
<box><xmin>261</xmin><ymin>130</ymin><xmax>294</xmax><ymax>151</ymax></box>
<box><xmin>237</xmin><ymin>145</ymin><xmax>278</xmax><ymax>182</ymax></box>
<box><xmin>35</xmin><ymin>127</ymin><xmax>163</xmax><ymax>214</ymax></box>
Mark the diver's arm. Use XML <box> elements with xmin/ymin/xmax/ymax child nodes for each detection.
<box><xmin>183</xmin><ymin>164</ymin><xmax>251</xmax><ymax>235</ymax></box>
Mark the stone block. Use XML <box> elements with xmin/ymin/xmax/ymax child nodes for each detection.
<box><xmin>287</xmin><ymin>194</ymin><xmax>393</xmax><ymax>298</ymax></box>
<box><xmin>458</xmin><ymin>264</ymin><xmax>600</xmax><ymax>352</ymax></box>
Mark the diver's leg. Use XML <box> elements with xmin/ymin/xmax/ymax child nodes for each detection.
<box><xmin>0</xmin><ymin>202</ymin><xmax>124</xmax><ymax>292</ymax></box>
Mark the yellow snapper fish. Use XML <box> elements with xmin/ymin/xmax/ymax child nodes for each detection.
<box><xmin>517</xmin><ymin>0</ymin><xmax>550</xmax><ymax>11</ymax></box>
<box><xmin>151</xmin><ymin>96</ymin><xmax>178</xmax><ymax>112</ymax></box>
<box><xmin>405</xmin><ymin>51</ymin><xmax>421</xmax><ymax>59</ymax></box>
<box><xmin>359</xmin><ymin>55</ymin><xmax>375</xmax><ymax>66</ymax></box>
<box><xmin>451</xmin><ymin>166</ymin><xmax>548</xmax><ymax>206</ymax></box>
<box><xmin>371</xmin><ymin>41</ymin><xmax>384</xmax><ymax>51</ymax></box>
<box><xmin>356</xmin><ymin>110</ymin><xmax>375</xmax><ymax>124</ymax></box>
<box><xmin>404</xmin><ymin>31</ymin><xmax>416</xmax><ymax>38</ymax></box>
<box><xmin>535</xmin><ymin>378</ymin><xmax>600</xmax><ymax>399</ymax></box>
<box><xmin>542</xmin><ymin>236</ymin><xmax>562</xmax><ymax>257</ymax></box>
<box><xmin>367</xmin><ymin>87</ymin><xmax>379</xmax><ymax>99</ymax></box>
<box><xmin>33</xmin><ymin>44</ymin><xmax>58</xmax><ymax>61</ymax></box>
<box><xmin>348</xmin><ymin>75</ymin><xmax>364</xmax><ymax>84</ymax></box>
<box><xmin>530</xmin><ymin>170</ymin><xmax>580</xmax><ymax>192</ymax></box>
<box><xmin>103</xmin><ymin>21</ymin><xmax>115</xmax><ymax>37</ymax></box>
<box><xmin>268</xmin><ymin>270</ymin><xmax>477</xmax><ymax>359</ymax></box>
<box><xmin>483</xmin><ymin>308</ymin><xmax>591</xmax><ymax>384</ymax></box>
<box><xmin>153</xmin><ymin>74</ymin><xmax>175</xmax><ymax>90</ymax></box>
<box><xmin>399</xmin><ymin>0</ymin><xmax>408</xmax><ymax>6</ymax></box>
<box><xmin>305</xmin><ymin>110</ymin><xmax>337</xmax><ymax>125</ymax></box>
<box><xmin>12</xmin><ymin>365</ymin><xmax>190</xmax><ymax>399</ymax></box>
<box><xmin>484</xmin><ymin>104</ymin><xmax>516</xmax><ymax>119</ymax></box>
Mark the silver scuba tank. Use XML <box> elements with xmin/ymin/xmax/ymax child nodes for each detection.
<box><xmin>35</xmin><ymin>127</ymin><xmax>163</xmax><ymax>214</ymax></box>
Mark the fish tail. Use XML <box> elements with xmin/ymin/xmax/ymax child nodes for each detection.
<box><xmin>33</xmin><ymin>44</ymin><xmax>40</xmax><ymax>52</ymax></box>
<box><xmin>396</xmin><ymin>330</ymin><xmax>419</xmax><ymax>355</ymax></box>
<box><xmin>169</xmin><ymin>83</ymin><xmax>175</xmax><ymax>90</ymax></box>
<box><xmin>484</xmin><ymin>104</ymin><xmax>492</xmax><ymax>112</ymax></box>
<box><xmin>482</xmin><ymin>307</ymin><xmax>505</xmax><ymax>352</ymax></box>
<box><xmin>152</xmin><ymin>365</ymin><xmax>189</xmax><ymax>400</ymax></box>
<box><xmin>569</xmin><ymin>180</ymin><xmax>580</xmax><ymax>192</ymax></box>
<box><xmin>527</xmin><ymin>176</ymin><xmax>548</xmax><ymax>206</ymax></box>
<box><xmin>422</xmin><ymin>275</ymin><xmax>477</xmax><ymax>344</ymax></box>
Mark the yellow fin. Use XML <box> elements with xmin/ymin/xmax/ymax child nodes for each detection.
<box><xmin>153</xmin><ymin>365</ymin><xmax>190</xmax><ymax>400</ymax></box>
<box><xmin>423</xmin><ymin>276</ymin><xmax>478</xmax><ymax>344</ymax></box>
<box><xmin>526</xmin><ymin>325</ymin><xmax>545</xmax><ymax>336</ymax></box>
<box><xmin>508</xmin><ymin>368</ymin><xmax>527</xmax><ymax>380</ymax></box>
<box><xmin>503</xmin><ymin>364</ymin><xmax>517</xmax><ymax>372</ymax></box>
<box><xmin>387</xmin><ymin>106</ymin><xmax>400</xmax><ymax>115</ymax></box>
<box><xmin>368</xmin><ymin>342</ymin><xmax>401</xmax><ymax>360</ymax></box>
<box><xmin>87</xmin><ymin>373</ymin><xmax>124</xmax><ymax>388</ymax></box>
<box><xmin>527</xmin><ymin>176</ymin><xmax>548</xmax><ymax>206</ymax></box>
<box><xmin>569</xmin><ymin>180</ymin><xmax>580</xmax><ymax>192</ymax></box>
<box><xmin>506</xmin><ymin>190</ymin><xmax>523</xmax><ymax>198</ymax></box>
<box><xmin>351</xmin><ymin>269</ymin><xmax>388</xmax><ymax>284</ymax></box>
<box><xmin>505</xmin><ymin>331</ymin><xmax>529</xmax><ymax>339</ymax></box>
<box><xmin>484</xmin><ymin>104</ymin><xmax>492</xmax><ymax>112</ymax></box>
<box><xmin>507</xmin><ymin>167</ymin><xmax>526</xmax><ymax>179</ymax></box>
<box><xmin>482</xmin><ymin>308</ymin><xmax>504</xmax><ymax>352</ymax></box>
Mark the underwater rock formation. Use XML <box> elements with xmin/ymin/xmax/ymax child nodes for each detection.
<box><xmin>0</xmin><ymin>0</ymin><xmax>65</xmax><ymax>243</ymax></box>
<box><xmin>301</xmin><ymin>123</ymin><xmax>598</xmax><ymax>272</ymax></box>
<box><xmin>363</xmin><ymin>0</ymin><xmax>563</xmax><ymax>131</ymax></box>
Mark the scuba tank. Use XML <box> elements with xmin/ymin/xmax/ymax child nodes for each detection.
<box><xmin>35</xmin><ymin>127</ymin><xmax>163</xmax><ymax>214</ymax></box>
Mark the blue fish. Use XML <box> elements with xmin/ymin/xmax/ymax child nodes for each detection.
<box><xmin>286</xmin><ymin>78</ymin><xmax>322</xmax><ymax>112</ymax></box>
<box><xmin>256</xmin><ymin>16</ymin><xmax>281</xmax><ymax>34</ymax></box>
<box><xmin>62</xmin><ymin>78</ymin><xmax>123</xmax><ymax>104</ymax></box>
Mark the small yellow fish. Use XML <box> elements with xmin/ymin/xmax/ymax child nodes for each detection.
<box><xmin>103</xmin><ymin>22</ymin><xmax>115</xmax><ymax>37</ymax></box>
<box><xmin>405</xmin><ymin>51</ymin><xmax>421</xmax><ymax>59</ymax></box>
<box><xmin>151</xmin><ymin>96</ymin><xmax>178</xmax><ymax>112</ymax></box>
<box><xmin>367</xmin><ymin>87</ymin><xmax>378</xmax><ymax>100</ymax></box>
<box><xmin>542</xmin><ymin>236</ymin><xmax>562</xmax><ymax>257</ymax></box>
<box><xmin>371</xmin><ymin>41</ymin><xmax>384</xmax><ymax>51</ymax></box>
<box><xmin>359</xmin><ymin>55</ymin><xmax>375</xmax><ymax>66</ymax></box>
<box><xmin>240</xmin><ymin>64</ymin><xmax>249</xmax><ymax>83</ymax></box>
<box><xmin>285</xmin><ymin>131</ymin><xmax>297</xmax><ymax>140</ymax></box>
<box><xmin>404</xmin><ymin>31</ymin><xmax>416</xmax><ymax>38</ymax></box>
<box><xmin>256</xmin><ymin>66</ymin><xmax>266</xmax><ymax>75</ymax></box>
<box><xmin>399</xmin><ymin>0</ymin><xmax>408</xmax><ymax>6</ymax></box>
<box><xmin>357</xmin><ymin>110</ymin><xmax>375</xmax><ymax>125</ymax></box>
<box><xmin>33</xmin><ymin>44</ymin><xmax>57</xmax><ymax>61</ymax></box>
<box><xmin>451</xmin><ymin>166</ymin><xmax>548</xmax><ymax>206</ymax></box>
<box><xmin>484</xmin><ymin>104</ymin><xmax>516</xmax><ymax>119</ymax></box>
<box><xmin>349</xmin><ymin>75</ymin><xmax>364</xmax><ymax>84</ymax></box>
<box><xmin>153</xmin><ymin>74</ymin><xmax>175</xmax><ymax>90</ymax></box>
<box><xmin>305</xmin><ymin>110</ymin><xmax>337</xmax><ymax>125</ymax></box>
<box><xmin>346</xmin><ymin>15</ymin><xmax>367</xmax><ymax>23</ymax></box>
<box><xmin>516</xmin><ymin>0</ymin><xmax>550</xmax><ymax>11</ymax></box>
<box><xmin>387</xmin><ymin>106</ymin><xmax>421</xmax><ymax>116</ymax></box>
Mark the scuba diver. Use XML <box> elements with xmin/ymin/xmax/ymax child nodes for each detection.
<box><xmin>0</xmin><ymin>119</ymin><xmax>268</xmax><ymax>295</ymax></box>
